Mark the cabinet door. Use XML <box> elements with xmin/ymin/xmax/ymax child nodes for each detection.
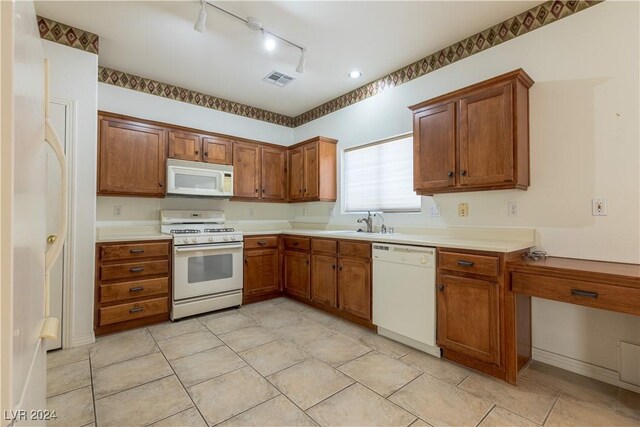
<box><xmin>338</xmin><ymin>258</ymin><xmax>371</xmax><ymax>320</ymax></box>
<box><xmin>413</xmin><ymin>103</ymin><xmax>456</xmax><ymax>192</ymax></box>
<box><xmin>437</xmin><ymin>274</ymin><xmax>500</xmax><ymax>365</ymax></box>
<box><xmin>283</xmin><ymin>250</ymin><xmax>310</xmax><ymax>299</ymax></box>
<box><xmin>288</xmin><ymin>147</ymin><xmax>304</xmax><ymax>200</ymax></box>
<box><xmin>168</xmin><ymin>130</ymin><xmax>202</xmax><ymax>161</ymax></box>
<box><xmin>311</xmin><ymin>254</ymin><xmax>337</xmax><ymax>307</ymax></box>
<box><xmin>458</xmin><ymin>83</ymin><xmax>514</xmax><ymax>186</ymax></box>
<box><xmin>244</xmin><ymin>249</ymin><xmax>279</xmax><ymax>297</ymax></box>
<box><xmin>203</xmin><ymin>136</ymin><xmax>232</xmax><ymax>165</ymax></box>
<box><xmin>261</xmin><ymin>146</ymin><xmax>286</xmax><ymax>200</ymax></box>
<box><xmin>98</xmin><ymin>117</ymin><xmax>167</xmax><ymax>196</ymax></box>
<box><xmin>303</xmin><ymin>144</ymin><xmax>319</xmax><ymax>199</ymax></box>
<box><xmin>233</xmin><ymin>143</ymin><xmax>261</xmax><ymax>198</ymax></box>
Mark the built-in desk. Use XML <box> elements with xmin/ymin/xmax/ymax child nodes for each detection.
<box><xmin>505</xmin><ymin>256</ymin><xmax>640</xmax><ymax>384</ymax></box>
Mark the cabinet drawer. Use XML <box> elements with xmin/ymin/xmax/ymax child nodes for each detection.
<box><xmin>244</xmin><ymin>236</ymin><xmax>279</xmax><ymax>249</ymax></box>
<box><xmin>439</xmin><ymin>251</ymin><xmax>499</xmax><ymax>276</ymax></box>
<box><xmin>99</xmin><ymin>297</ymin><xmax>168</xmax><ymax>326</ymax></box>
<box><xmin>99</xmin><ymin>277</ymin><xmax>169</xmax><ymax>303</ymax></box>
<box><xmin>284</xmin><ymin>236</ymin><xmax>310</xmax><ymax>251</ymax></box>
<box><xmin>339</xmin><ymin>241</ymin><xmax>371</xmax><ymax>259</ymax></box>
<box><xmin>312</xmin><ymin>238</ymin><xmax>337</xmax><ymax>255</ymax></box>
<box><xmin>511</xmin><ymin>272</ymin><xmax>640</xmax><ymax>316</ymax></box>
<box><xmin>100</xmin><ymin>260</ymin><xmax>169</xmax><ymax>281</ymax></box>
<box><xmin>100</xmin><ymin>242</ymin><xmax>169</xmax><ymax>261</ymax></box>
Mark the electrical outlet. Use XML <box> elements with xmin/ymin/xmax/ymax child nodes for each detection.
<box><xmin>592</xmin><ymin>198</ymin><xmax>607</xmax><ymax>216</ymax></box>
<box><xmin>430</xmin><ymin>204</ymin><xmax>441</xmax><ymax>217</ymax></box>
<box><xmin>249</xmin><ymin>209</ymin><xmax>254</xmax><ymax>216</ymax></box>
<box><xmin>508</xmin><ymin>202</ymin><xmax>518</xmax><ymax>217</ymax></box>
<box><xmin>458</xmin><ymin>203</ymin><xmax>468</xmax><ymax>217</ymax></box>
<box><xmin>113</xmin><ymin>206</ymin><xmax>122</xmax><ymax>217</ymax></box>
<box><xmin>328</xmin><ymin>207</ymin><xmax>334</xmax><ymax>217</ymax></box>
<box><xmin>302</xmin><ymin>208</ymin><xmax>307</xmax><ymax>216</ymax></box>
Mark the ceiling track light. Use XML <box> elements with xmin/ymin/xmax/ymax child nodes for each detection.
<box><xmin>194</xmin><ymin>1</ymin><xmax>307</xmax><ymax>73</ymax></box>
<box><xmin>193</xmin><ymin>0</ymin><xmax>207</xmax><ymax>33</ymax></box>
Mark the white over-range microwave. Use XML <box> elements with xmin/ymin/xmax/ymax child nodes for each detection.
<box><xmin>166</xmin><ymin>158</ymin><xmax>233</xmax><ymax>197</ymax></box>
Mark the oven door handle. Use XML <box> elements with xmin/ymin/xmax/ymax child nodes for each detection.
<box><xmin>174</xmin><ymin>243</ymin><xmax>244</xmax><ymax>253</ymax></box>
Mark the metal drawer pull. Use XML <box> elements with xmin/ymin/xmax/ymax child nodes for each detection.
<box><xmin>129</xmin><ymin>286</ymin><xmax>144</xmax><ymax>292</ymax></box>
<box><xmin>130</xmin><ymin>267</ymin><xmax>144</xmax><ymax>273</ymax></box>
<box><xmin>129</xmin><ymin>307</ymin><xmax>144</xmax><ymax>313</ymax></box>
<box><xmin>129</xmin><ymin>249</ymin><xmax>144</xmax><ymax>254</ymax></box>
<box><xmin>456</xmin><ymin>260</ymin><xmax>475</xmax><ymax>267</ymax></box>
<box><xmin>571</xmin><ymin>289</ymin><xmax>598</xmax><ymax>299</ymax></box>
<box><xmin>292</xmin><ymin>241</ymin><xmax>299</xmax><ymax>246</ymax></box>
<box><xmin>257</xmin><ymin>241</ymin><xmax>267</xmax><ymax>246</ymax></box>
<box><xmin>437</xmin><ymin>285</ymin><xmax>445</xmax><ymax>292</ymax></box>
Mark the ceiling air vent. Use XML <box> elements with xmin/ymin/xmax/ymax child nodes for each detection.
<box><xmin>262</xmin><ymin>71</ymin><xmax>295</xmax><ymax>87</ymax></box>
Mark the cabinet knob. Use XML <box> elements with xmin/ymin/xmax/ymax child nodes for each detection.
<box><xmin>437</xmin><ymin>284</ymin><xmax>445</xmax><ymax>292</ymax></box>
<box><xmin>255</xmin><ymin>188</ymin><xmax>259</xmax><ymax>193</ymax></box>
<box><xmin>460</xmin><ymin>170</ymin><xmax>467</xmax><ymax>176</ymax></box>
<box><xmin>262</xmin><ymin>189</ymin><xmax>265</xmax><ymax>193</ymax></box>
<box><xmin>204</xmin><ymin>152</ymin><xmax>208</xmax><ymax>156</ymax></box>
<box><xmin>244</xmin><ymin>258</ymin><xmax>248</xmax><ymax>263</ymax></box>
<box><xmin>159</xmin><ymin>183</ymin><xmax>164</xmax><ymax>187</ymax></box>
<box><xmin>195</xmin><ymin>151</ymin><xmax>199</xmax><ymax>155</ymax></box>
<box><xmin>306</xmin><ymin>260</ymin><xmax>309</xmax><ymax>265</ymax></box>
<box><xmin>299</xmin><ymin>189</ymin><xmax>302</xmax><ymax>195</ymax></box>
<box><xmin>447</xmin><ymin>171</ymin><xmax>453</xmax><ymax>177</ymax></box>
<box><xmin>338</xmin><ymin>265</ymin><xmax>343</xmax><ymax>271</ymax></box>
<box><xmin>332</xmin><ymin>264</ymin><xmax>336</xmax><ymax>270</ymax></box>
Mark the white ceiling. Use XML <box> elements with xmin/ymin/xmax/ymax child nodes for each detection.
<box><xmin>35</xmin><ymin>1</ymin><xmax>542</xmax><ymax>117</ymax></box>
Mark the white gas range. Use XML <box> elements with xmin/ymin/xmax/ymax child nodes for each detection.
<box><xmin>161</xmin><ymin>210</ymin><xmax>243</xmax><ymax>320</ymax></box>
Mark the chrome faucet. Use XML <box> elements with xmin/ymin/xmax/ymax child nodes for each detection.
<box><xmin>356</xmin><ymin>211</ymin><xmax>374</xmax><ymax>233</ymax></box>
<box><xmin>375</xmin><ymin>212</ymin><xmax>386</xmax><ymax>234</ymax></box>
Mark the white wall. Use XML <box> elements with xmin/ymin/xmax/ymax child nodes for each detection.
<box><xmin>294</xmin><ymin>2</ymin><xmax>640</xmax><ymax>376</ymax></box>
<box><xmin>43</xmin><ymin>40</ymin><xmax>98</xmax><ymax>348</ymax></box>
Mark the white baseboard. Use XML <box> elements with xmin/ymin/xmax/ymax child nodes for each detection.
<box><xmin>532</xmin><ymin>347</ymin><xmax>640</xmax><ymax>393</ymax></box>
<box><xmin>70</xmin><ymin>333</ymin><xmax>95</xmax><ymax>349</ymax></box>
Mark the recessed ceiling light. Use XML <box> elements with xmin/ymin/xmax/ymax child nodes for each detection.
<box><xmin>349</xmin><ymin>70</ymin><xmax>363</xmax><ymax>79</ymax></box>
<box><xmin>264</xmin><ymin>36</ymin><xmax>276</xmax><ymax>51</ymax></box>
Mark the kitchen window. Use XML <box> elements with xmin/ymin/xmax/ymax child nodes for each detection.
<box><xmin>344</xmin><ymin>134</ymin><xmax>421</xmax><ymax>213</ymax></box>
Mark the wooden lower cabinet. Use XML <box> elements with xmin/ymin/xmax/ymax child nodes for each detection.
<box><xmin>243</xmin><ymin>248</ymin><xmax>280</xmax><ymax>300</ymax></box>
<box><xmin>284</xmin><ymin>250</ymin><xmax>310</xmax><ymax>299</ymax></box>
<box><xmin>437</xmin><ymin>274</ymin><xmax>500</xmax><ymax>365</ymax></box>
<box><xmin>95</xmin><ymin>239</ymin><xmax>172</xmax><ymax>335</ymax></box>
<box><xmin>337</xmin><ymin>258</ymin><xmax>371</xmax><ymax>320</ymax></box>
<box><xmin>311</xmin><ymin>254</ymin><xmax>337</xmax><ymax>307</ymax></box>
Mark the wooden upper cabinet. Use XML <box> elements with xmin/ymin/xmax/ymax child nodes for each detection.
<box><xmin>233</xmin><ymin>142</ymin><xmax>261</xmax><ymax>199</ymax></box>
<box><xmin>168</xmin><ymin>130</ymin><xmax>202</xmax><ymax>161</ymax></box>
<box><xmin>261</xmin><ymin>146</ymin><xmax>286</xmax><ymax>200</ymax></box>
<box><xmin>413</xmin><ymin>103</ymin><xmax>456</xmax><ymax>191</ymax></box>
<box><xmin>98</xmin><ymin>114</ymin><xmax>167</xmax><ymax>197</ymax></box>
<box><xmin>409</xmin><ymin>69</ymin><xmax>533</xmax><ymax>195</ymax></box>
<box><xmin>437</xmin><ymin>274</ymin><xmax>500</xmax><ymax>365</ymax></box>
<box><xmin>233</xmin><ymin>142</ymin><xmax>286</xmax><ymax>201</ymax></box>
<box><xmin>288</xmin><ymin>147</ymin><xmax>304</xmax><ymax>201</ymax></box>
<box><xmin>287</xmin><ymin>137</ymin><xmax>337</xmax><ymax>202</ymax></box>
<box><xmin>203</xmin><ymin>136</ymin><xmax>233</xmax><ymax>165</ymax></box>
<box><xmin>459</xmin><ymin>83</ymin><xmax>513</xmax><ymax>186</ymax></box>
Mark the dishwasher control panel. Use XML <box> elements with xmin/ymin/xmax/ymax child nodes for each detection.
<box><xmin>373</xmin><ymin>244</ymin><xmax>435</xmax><ymax>268</ymax></box>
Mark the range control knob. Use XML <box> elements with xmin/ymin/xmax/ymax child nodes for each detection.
<box><xmin>223</xmin><ymin>236</ymin><xmax>229</xmax><ymax>242</ymax></box>
<box><xmin>230</xmin><ymin>235</ymin><xmax>236</xmax><ymax>241</ymax></box>
<box><xmin>208</xmin><ymin>237</ymin><xmax>215</xmax><ymax>242</ymax></box>
<box><xmin>191</xmin><ymin>238</ymin><xmax>198</xmax><ymax>244</ymax></box>
<box><xmin>181</xmin><ymin>238</ymin><xmax>188</xmax><ymax>245</ymax></box>
<box><xmin>419</xmin><ymin>255</ymin><xmax>428</xmax><ymax>265</ymax></box>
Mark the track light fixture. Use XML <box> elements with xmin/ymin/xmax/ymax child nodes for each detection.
<box><xmin>194</xmin><ymin>1</ymin><xmax>307</xmax><ymax>73</ymax></box>
<box><xmin>193</xmin><ymin>1</ymin><xmax>207</xmax><ymax>33</ymax></box>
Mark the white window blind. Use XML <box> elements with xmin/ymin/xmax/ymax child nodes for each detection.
<box><xmin>344</xmin><ymin>135</ymin><xmax>421</xmax><ymax>213</ymax></box>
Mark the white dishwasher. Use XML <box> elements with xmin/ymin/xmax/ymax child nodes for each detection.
<box><xmin>372</xmin><ymin>243</ymin><xmax>440</xmax><ymax>357</ymax></box>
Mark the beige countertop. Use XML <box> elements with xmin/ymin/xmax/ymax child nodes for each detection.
<box><xmin>95</xmin><ymin>225</ymin><xmax>534</xmax><ymax>252</ymax></box>
<box><xmin>244</xmin><ymin>229</ymin><xmax>533</xmax><ymax>253</ymax></box>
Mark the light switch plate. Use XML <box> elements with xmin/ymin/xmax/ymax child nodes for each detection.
<box><xmin>430</xmin><ymin>204</ymin><xmax>441</xmax><ymax>217</ymax></box>
<box><xmin>508</xmin><ymin>202</ymin><xmax>518</xmax><ymax>217</ymax></box>
<box><xmin>592</xmin><ymin>198</ymin><xmax>608</xmax><ymax>216</ymax></box>
<box><xmin>458</xmin><ymin>203</ymin><xmax>468</xmax><ymax>217</ymax></box>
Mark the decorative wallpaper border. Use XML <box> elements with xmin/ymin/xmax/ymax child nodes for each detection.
<box><xmin>292</xmin><ymin>0</ymin><xmax>601</xmax><ymax>126</ymax></box>
<box><xmin>98</xmin><ymin>66</ymin><xmax>295</xmax><ymax>127</ymax></box>
<box><xmin>39</xmin><ymin>0</ymin><xmax>601</xmax><ymax>127</ymax></box>
<box><xmin>37</xmin><ymin>16</ymin><xmax>99</xmax><ymax>54</ymax></box>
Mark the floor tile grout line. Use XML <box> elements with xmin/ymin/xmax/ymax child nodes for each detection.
<box><xmin>163</xmin><ymin>340</ymin><xmax>227</xmax><ymax>363</ymax></box>
<box><xmin>209</xmin><ymin>394</ymin><xmax>285</xmax><ymax>427</ymax></box>
<box><xmin>144</xmin><ymin>407</ymin><xmax>195</xmax><ymax>427</ymax></box>
<box><xmin>93</xmin><ymin>372</ymin><xmax>174</xmax><ymax>402</ymax></box>
<box><xmin>541</xmin><ymin>391</ymin><xmax>562</xmax><ymax>426</ymax></box>
<box><xmin>473</xmin><ymin>403</ymin><xmax>497</xmax><ymax>427</ymax></box>
<box><xmin>88</xmin><ymin>349</ymin><xmax>98</xmax><ymax>427</ymax></box>
<box><xmin>147</xmin><ymin>327</ymin><xmax>209</xmax><ymax>426</ymax></box>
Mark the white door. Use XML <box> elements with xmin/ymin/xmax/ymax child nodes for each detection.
<box><xmin>45</xmin><ymin>101</ymin><xmax>68</xmax><ymax>351</ymax></box>
<box><xmin>0</xmin><ymin>0</ymin><xmax>48</xmax><ymax>422</ymax></box>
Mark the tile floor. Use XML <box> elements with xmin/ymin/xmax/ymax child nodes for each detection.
<box><xmin>46</xmin><ymin>297</ymin><xmax>640</xmax><ymax>427</ymax></box>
